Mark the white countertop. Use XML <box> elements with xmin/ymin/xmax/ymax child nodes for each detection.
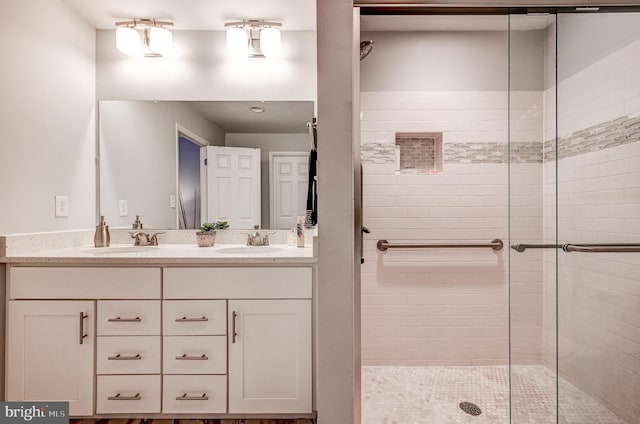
<box><xmin>1</xmin><ymin>243</ymin><xmax>316</xmax><ymax>265</ymax></box>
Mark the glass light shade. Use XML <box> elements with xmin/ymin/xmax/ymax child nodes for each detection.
<box><xmin>260</xmin><ymin>27</ymin><xmax>281</xmax><ymax>57</ymax></box>
<box><xmin>148</xmin><ymin>27</ymin><xmax>172</xmax><ymax>55</ymax></box>
<box><xmin>226</xmin><ymin>27</ymin><xmax>249</xmax><ymax>58</ymax></box>
<box><xmin>116</xmin><ymin>27</ymin><xmax>141</xmax><ymax>54</ymax></box>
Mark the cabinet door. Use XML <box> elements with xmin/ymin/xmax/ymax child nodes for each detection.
<box><xmin>228</xmin><ymin>299</ymin><xmax>311</xmax><ymax>413</ymax></box>
<box><xmin>7</xmin><ymin>301</ymin><xmax>95</xmax><ymax>416</ymax></box>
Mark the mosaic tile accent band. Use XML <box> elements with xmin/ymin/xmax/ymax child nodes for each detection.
<box><xmin>544</xmin><ymin>114</ymin><xmax>640</xmax><ymax>161</ymax></box>
<box><xmin>361</xmin><ymin>113</ymin><xmax>640</xmax><ymax>165</ymax></box>
<box><xmin>360</xmin><ymin>142</ymin><xmax>543</xmax><ymax>164</ymax></box>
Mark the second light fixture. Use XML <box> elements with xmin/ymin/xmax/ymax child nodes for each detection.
<box><xmin>225</xmin><ymin>20</ymin><xmax>282</xmax><ymax>58</ymax></box>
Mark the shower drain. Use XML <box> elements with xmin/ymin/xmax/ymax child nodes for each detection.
<box><xmin>459</xmin><ymin>401</ymin><xmax>482</xmax><ymax>416</ymax></box>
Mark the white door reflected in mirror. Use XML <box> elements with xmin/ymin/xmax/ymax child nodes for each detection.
<box><xmin>204</xmin><ymin>146</ymin><xmax>261</xmax><ymax>229</ymax></box>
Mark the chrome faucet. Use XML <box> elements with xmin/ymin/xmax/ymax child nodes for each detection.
<box><xmin>130</xmin><ymin>231</ymin><xmax>165</xmax><ymax>246</ymax></box>
<box><xmin>243</xmin><ymin>225</ymin><xmax>276</xmax><ymax>246</ymax></box>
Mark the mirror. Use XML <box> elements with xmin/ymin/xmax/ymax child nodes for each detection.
<box><xmin>99</xmin><ymin>100</ymin><xmax>315</xmax><ymax>230</ymax></box>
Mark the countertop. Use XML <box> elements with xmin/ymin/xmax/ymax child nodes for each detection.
<box><xmin>1</xmin><ymin>243</ymin><xmax>316</xmax><ymax>265</ymax></box>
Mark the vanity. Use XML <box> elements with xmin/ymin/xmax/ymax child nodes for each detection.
<box><xmin>1</xmin><ymin>240</ymin><xmax>316</xmax><ymax>419</ymax></box>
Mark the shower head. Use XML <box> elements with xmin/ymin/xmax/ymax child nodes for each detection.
<box><xmin>360</xmin><ymin>40</ymin><xmax>374</xmax><ymax>61</ymax></box>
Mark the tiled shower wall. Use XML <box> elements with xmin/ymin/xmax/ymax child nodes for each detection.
<box><xmin>541</xmin><ymin>35</ymin><xmax>640</xmax><ymax>424</ymax></box>
<box><xmin>361</xmin><ymin>90</ymin><xmax>544</xmax><ymax>365</ymax></box>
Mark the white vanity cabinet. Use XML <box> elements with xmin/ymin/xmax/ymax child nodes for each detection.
<box><xmin>228</xmin><ymin>299</ymin><xmax>312</xmax><ymax>413</ymax></box>
<box><xmin>7</xmin><ymin>300</ymin><xmax>95</xmax><ymax>416</ymax></box>
<box><xmin>164</xmin><ymin>267</ymin><xmax>313</xmax><ymax>414</ymax></box>
<box><xmin>6</xmin><ymin>267</ymin><xmax>162</xmax><ymax>417</ymax></box>
<box><xmin>6</xmin><ymin>264</ymin><xmax>313</xmax><ymax>418</ymax></box>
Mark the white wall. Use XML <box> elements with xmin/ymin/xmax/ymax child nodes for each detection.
<box><xmin>96</xmin><ymin>30</ymin><xmax>316</xmax><ymax>101</ymax></box>
<box><xmin>99</xmin><ymin>101</ymin><xmax>224</xmax><ymax>229</ymax></box>
<box><xmin>361</xmin><ymin>30</ymin><xmax>544</xmax><ymax>92</ymax></box>
<box><xmin>225</xmin><ymin>133</ymin><xmax>310</xmax><ymax>229</ymax></box>
<box><xmin>0</xmin><ymin>0</ymin><xmax>96</xmax><ymax>235</ymax></box>
<box><xmin>360</xmin><ymin>29</ymin><xmax>546</xmax><ymax>366</ymax></box>
<box><xmin>361</xmin><ymin>90</ymin><xmax>545</xmax><ymax>365</ymax></box>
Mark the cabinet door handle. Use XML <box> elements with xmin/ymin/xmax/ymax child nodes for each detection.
<box><xmin>175</xmin><ymin>316</ymin><xmax>208</xmax><ymax>322</ymax></box>
<box><xmin>232</xmin><ymin>310</ymin><xmax>238</xmax><ymax>344</ymax></box>
<box><xmin>175</xmin><ymin>353</ymin><xmax>209</xmax><ymax>361</ymax></box>
<box><xmin>79</xmin><ymin>312</ymin><xmax>88</xmax><ymax>345</ymax></box>
<box><xmin>108</xmin><ymin>354</ymin><xmax>142</xmax><ymax>361</ymax></box>
<box><xmin>107</xmin><ymin>316</ymin><xmax>141</xmax><ymax>322</ymax></box>
<box><xmin>108</xmin><ymin>393</ymin><xmax>141</xmax><ymax>401</ymax></box>
<box><xmin>176</xmin><ymin>393</ymin><xmax>209</xmax><ymax>401</ymax></box>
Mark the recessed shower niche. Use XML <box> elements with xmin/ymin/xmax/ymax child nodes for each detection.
<box><xmin>395</xmin><ymin>132</ymin><xmax>443</xmax><ymax>174</ymax></box>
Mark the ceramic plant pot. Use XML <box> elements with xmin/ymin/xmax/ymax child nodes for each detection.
<box><xmin>196</xmin><ymin>231</ymin><xmax>216</xmax><ymax>247</ymax></box>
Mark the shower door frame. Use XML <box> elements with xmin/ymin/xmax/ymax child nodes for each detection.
<box><xmin>355</xmin><ymin>4</ymin><xmax>640</xmax><ymax>424</ymax></box>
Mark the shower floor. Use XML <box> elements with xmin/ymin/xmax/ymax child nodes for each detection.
<box><xmin>361</xmin><ymin>365</ymin><xmax>628</xmax><ymax>424</ymax></box>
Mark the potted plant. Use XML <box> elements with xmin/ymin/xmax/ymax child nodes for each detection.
<box><xmin>195</xmin><ymin>221</ymin><xmax>230</xmax><ymax>247</ymax></box>
<box><xmin>196</xmin><ymin>222</ymin><xmax>217</xmax><ymax>247</ymax></box>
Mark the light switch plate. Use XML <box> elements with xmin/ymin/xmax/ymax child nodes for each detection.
<box><xmin>170</xmin><ymin>195</ymin><xmax>177</xmax><ymax>209</ymax></box>
<box><xmin>119</xmin><ymin>200</ymin><xmax>128</xmax><ymax>217</ymax></box>
<box><xmin>55</xmin><ymin>195</ymin><xmax>68</xmax><ymax>217</ymax></box>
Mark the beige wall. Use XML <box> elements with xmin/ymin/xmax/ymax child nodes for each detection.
<box><xmin>0</xmin><ymin>0</ymin><xmax>96</xmax><ymax>235</ymax></box>
<box><xmin>316</xmin><ymin>2</ymin><xmax>358</xmax><ymax>424</ymax></box>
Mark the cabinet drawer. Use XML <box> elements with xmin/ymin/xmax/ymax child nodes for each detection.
<box><xmin>163</xmin><ymin>267</ymin><xmax>312</xmax><ymax>299</ymax></box>
<box><xmin>10</xmin><ymin>267</ymin><xmax>160</xmax><ymax>299</ymax></box>
<box><xmin>97</xmin><ymin>300</ymin><xmax>160</xmax><ymax>335</ymax></box>
<box><xmin>163</xmin><ymin>300</ymin><xmax>226</xmax><ymax>335</ymax></box>
<box><xmin>97</xmin><ymin>336</ymin><xmax>160</xmax><ymax>375</ymax></box>
<box><xmin>96</xmin><ymin>375</ymin><xmax>160</xmax><ymax>414</ymax></box>
<box><xmin>163</xmin><ymin>336</ymin><xmax>227</xmax><ymax>375</ymax></box>
<box><xmin>162</xmin><ymin>375</ymin><xmax>227</xmax><ymax>414</ymax></box>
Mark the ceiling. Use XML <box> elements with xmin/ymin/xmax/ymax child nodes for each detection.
<box><xmin>361</xmin><ymin>15</ymin><xmax>554</xmax><ymax>31</ymax></box>
<box><xmin>186</xmin><ymin>101</ymin><xmax>315</xmax><ymax>134</ymax></box>
<box><xmin>63</xmin><ymin>0</ymin><xmax>316</xmax><ymax>31</ymax></box>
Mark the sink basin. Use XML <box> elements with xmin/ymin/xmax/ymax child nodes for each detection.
<box><xmin>216</xmin><ymin>246</ymin><xmax>283</xmax><ymax>255</ymax></box>
<box><xmin>80</xmin><ymin>246</ymin><xmax>160</xmax><ymax>255</ymax></box>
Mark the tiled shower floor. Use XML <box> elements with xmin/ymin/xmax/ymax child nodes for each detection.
<box><xmin>361</xmin><ymin>365</ymin><xmax>628</xmax><ymax>424</ymax></box>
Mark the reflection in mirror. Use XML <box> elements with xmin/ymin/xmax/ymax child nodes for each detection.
<box><xmin>99</xmin><ymin>100</ymin><xmax>315</xmax><ymax>230</ymax></box>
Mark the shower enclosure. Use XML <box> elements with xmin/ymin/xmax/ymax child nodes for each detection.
<box><xmin>358</xmin><ymin>7</ymin><xmax>640</xmax><ymax>424</ymax></box>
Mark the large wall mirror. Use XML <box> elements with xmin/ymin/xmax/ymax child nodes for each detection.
<box><xmin>99</xmin><ymin>100</ymin><xmax>315</xmax><ymax>230</ymax></box>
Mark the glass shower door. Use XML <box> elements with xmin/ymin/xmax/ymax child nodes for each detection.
<box><xmin>508</xmin><ymin>12</ymin><xmax>558</xmax><ymax>424</ymax></box>
<box><xmin>555</xmin><ymin>11</ymin><xmax>640</xmax><ymax>424</ymax></box>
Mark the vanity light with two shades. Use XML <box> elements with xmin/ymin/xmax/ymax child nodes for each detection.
<box><xmin>115</xmin><ymin>18</ymin><xmax>282</xmax><ymax>58</ymax></box>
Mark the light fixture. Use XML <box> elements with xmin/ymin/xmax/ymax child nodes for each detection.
<box><xmin>224</xmin><ymin>20</ymin><xmax>282</xmax><ymax>58</ymax></box>
<box><xmin>115</xmin><ymin>19</ymin><xmax>174</xmax><ymax>57</ymax></box>
<box><xmin>249</xmin><ymin>106</ymin><xmax>266</xmax><ymax>113</ymax></box>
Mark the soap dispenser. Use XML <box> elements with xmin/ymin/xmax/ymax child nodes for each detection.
<box><xmin>132</xmin><ymin>215</ymin><xmax>143</xmax><ymax>230</ymax></box>
<box><xmin>94</xmin><ymin>215</ymin><xmax>110</xmax><ymax>248</ymax></box>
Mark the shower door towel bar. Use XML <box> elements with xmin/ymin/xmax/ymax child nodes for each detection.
<box><xmin>562</xmin><ymin>243</ymin><xmax>640</xmax><ymax>253</ymax></box>
<box><xmin>511</xmin><ymin>243</ymin><xmax>640</xmax><ymax>253</ymax></box>
<box><xmin>377</xmin><ymin>239</ymin><xmax>503</xmax><ymax>252</ymax></box>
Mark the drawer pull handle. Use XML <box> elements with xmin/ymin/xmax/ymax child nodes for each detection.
<box><xmin>176</xmin><ymin>393</ymin><xmax>209</xmax><ymax>401</ymax></box>
<box><xmin>108</xmin><ymin>316</ymin><xmax>142</xmax><ymax>322</ymax></box>
<box><xmin>175</xmin><ymin>316</ymin><xmax>208</xmax><ymax>322</ymax></box>
<box><xmin>175</xmin><ymin>353</ymin><xmax>209</xmax><ymax>361</ymax></box>
<box><xmin>108</xmin><ymin>393</ymin><xmax>141</xmax><ymax>401</ymax></box>
<box><xmin>79</xmin><ymin>312</ymin><xmax>88</xmax><ymax>345</ymax></box>
<box><xmin>108</xmin><ymin>353</ymin><xmax>142</xmax><ymax>361</ymax></box>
